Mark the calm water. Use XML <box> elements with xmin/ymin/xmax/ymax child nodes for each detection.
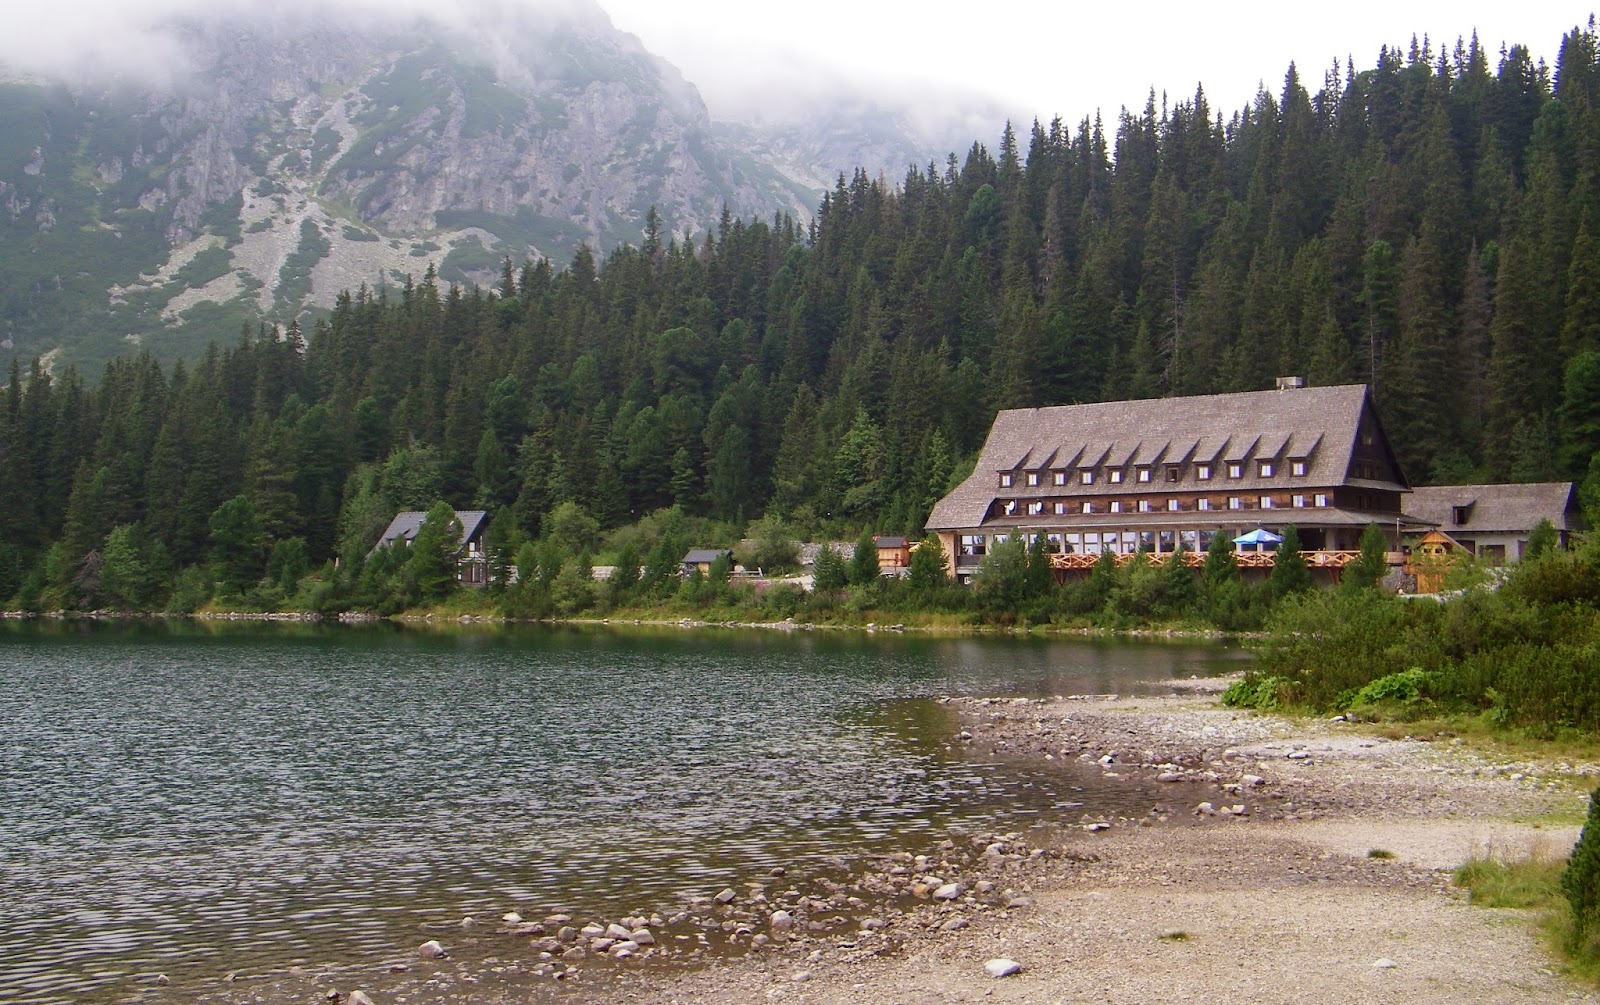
<box><xmin>0</xmin><ymin>621</ymin><xmax>1246</xmax><ymax>1003</ymax></box>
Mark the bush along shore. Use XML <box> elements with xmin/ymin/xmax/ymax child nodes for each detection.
<box><xmin>5</xmin><ymin>507</ymin><xmax>1419</xmax><ymax>633</ymax></box>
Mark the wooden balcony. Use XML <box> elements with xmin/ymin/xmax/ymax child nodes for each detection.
<box><xmin>1049</xmin><ymin>550</ymin><xmax>1365</xmax><ymax>571</ymax></box>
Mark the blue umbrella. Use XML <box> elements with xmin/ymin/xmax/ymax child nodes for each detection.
<box><xmin>1233</xmin><ymin>528</ymin><xmax>1284</xmax><ymax>550</ymax></box>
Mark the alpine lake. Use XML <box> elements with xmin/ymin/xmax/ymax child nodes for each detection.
<box><xmin>0</xmin><ymin>620</ymin><xmax>1248</xmax><ymax>1003</ymax></box>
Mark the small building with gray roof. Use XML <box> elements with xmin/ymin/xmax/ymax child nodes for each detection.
<box><xmin>1401</xmin><ymin>482</ymin><xmax>1582</xmax><ymax>563</ymax></box>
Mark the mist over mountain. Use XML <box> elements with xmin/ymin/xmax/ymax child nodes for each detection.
<box><xmin>0</xmin><ymin>0</ymin><xmax>978</xmax><ymax>370</ymax></box>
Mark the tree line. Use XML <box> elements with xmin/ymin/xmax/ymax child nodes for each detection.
<box><xmin>4</xmin><ymin>22</ymin><xmax>1600</xmax><ymax>611</ymax></box>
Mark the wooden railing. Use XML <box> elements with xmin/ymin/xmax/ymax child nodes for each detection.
<box><xmin>1049</xmin><ymin>550</ymin><xmax>1364</xmax><ymax>571</ymax></box>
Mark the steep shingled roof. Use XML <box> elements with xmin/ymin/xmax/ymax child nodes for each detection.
<box><xmin>927</xmin><ymin>384</ymin><xmax>1401</xmax><ymax>531</ymax></box>
<box><xmin>1403</xmin><ymin>483</ymin><xmax>1582</xmax><ymax>534</ymax></box>
<box><xmin>374</xmin><ymin>509</ymin><xmax>489</xmax><ymax>552</ymax></box>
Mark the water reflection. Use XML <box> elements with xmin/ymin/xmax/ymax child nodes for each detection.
<box><xmin>0</xmin><ymin>622</ymin><xmax>1244</xmax><ymax>1003</ymax></box>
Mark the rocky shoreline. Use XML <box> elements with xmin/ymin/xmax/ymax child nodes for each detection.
<box><xmin>163</xmin><ymin>682</ymin><xmax>1592</xmax><ymax>1004</ymax></box>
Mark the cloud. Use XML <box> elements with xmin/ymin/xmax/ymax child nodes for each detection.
<box><xmin>0</xmin><ymin>0</ymin><xmax>617</xmax><ymax>87</ymax></box>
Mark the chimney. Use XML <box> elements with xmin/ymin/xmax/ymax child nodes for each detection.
<box><xmin>1275</xmin><ymin>376</ymin><xmax>1308</xmax><ymax>391</ymax></box>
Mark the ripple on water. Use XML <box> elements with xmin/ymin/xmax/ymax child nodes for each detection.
<box><xmin>0</xmin><ymin>623</ymin><xmax>1243</xmax><ymax>1004</ymax></box>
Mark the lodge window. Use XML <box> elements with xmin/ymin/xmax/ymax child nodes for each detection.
<box><xmin>1027</xmin><ymin>501</ymin><xmax>1044</xmax><ymax>515</ymax></box>
<box><xmin>1315</xmin><ymin>493</ymin><xmax>1329</xmax><ymax>507</ymax></box>
<box><xmin>1227</xmin><ymin>463</ymin><xmax>1243</xmax><ymax>479</ymax></box>
<box><xmin>1109</xmin><ymin>469</ymin><xmax>1123</xmax><ymax>484</ymax></box>
<box><xmin>1054</xmin><ymin>501</ymin><xmax>1067</xmax><ymax>515</ymax></box>
<box><xmin>1167</xmin><ymin>499</ymin><xmax>1181</xmax><ymax>512</ymax></box>
<box><xmin>1110</xmin><ymin>501</ymin><xmax>1123</xmax><ymax>513</ymax></box>
<box><xmin>1197</xmin><ymin>464</ymin><xmax>1212</xmax><ymax>480</ymax></box>
<box><xmin>1026</xmin><ymin>471</ymin><xmax>1039</xmax><ymax>487</ymax></box>
<box><xmin>1260</xmin><ymin>495</ymin><xmax>1274</xmax><ymax>509</ymax></box>
<box><xmin>1292</xmin><ymin>494</ymin><xmax>1306</xmax><ymax>508</ymax></box>
<box><xmin>1081</xmin><ymin>470</ymin><xmax>1095</xmax><ymax>485</ymax></box>
<box><xmin>1138</xmin><ymin>499</ymin><xmax>1153</xmax><ymax>513</ymax></box>
<box><xmin>1137</xmin><ymin>466</ymin><xmax>1152</xmax><ymax>483</ymax></box>
<box><xmin>1228</xmin><ymin>497</ymin><xmax>1243</xmax><ymax>510</ymax></box>
<box><xmin>1000</xmin><ymin>472</ymin><xmax>1013</xmax><ymax>487</ymax></box>
<box><xmin>1045</xmin><ymin>533</ymin><xmax>1064</xmax><ymax>553</ymax></box>
<box><xmin>1166</xmin><ymin>465</ymin><xmax>1181</xmax><ymax>482</ymax></box>
<box><xmin>1291</xmin><ymin>460</ymin><xmax>1307</xmax><ymax>477</ymax></box>
<box><xmin>1003</xmin><ymin>500</ymin><xmax>1018</xmax><ymax>516</ymax></box>
<box><xmin>1197</xmin><ymin>498</ymin><xmax>1212</xmax><ymax>511</ymax></box>
<box><xmin>1082</xmin><ymin>501</ymin><xmax>1094</xmax><ymax>514</ymax></box>
<box><xmin>1258</xmin><ymin>461</ymin><xmax>1275</xmax><ymax>478</ymax></box>
<box><xmin>960</xmin><ymin>534</ymin><xmax>987</xmax><ymax>555</ymax></box>
<box><xmin>1054</xmin><ymin>471</ymin><xmax>1067</xmax><ymax>486</ymax></box>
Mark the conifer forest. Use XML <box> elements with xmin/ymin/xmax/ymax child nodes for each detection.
<box><xmin>5</xmin><ymin>26</ymin><xmax>1600</xmax><ymax>612</ymax></box>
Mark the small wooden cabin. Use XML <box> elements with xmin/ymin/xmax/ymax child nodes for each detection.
<box><xmin>874</xmin><ymin>536</ymin><xmax>912</xmax><ymax>572</ymax></box>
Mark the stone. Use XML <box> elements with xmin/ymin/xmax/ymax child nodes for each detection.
<box><xmin>581</xmin><ymin>924</ymin><xmax>605</xmax><ymax>937</ymax></box>
<box><xmin>933</xmin><ymin>882</ymin><xmax>964</xmax><ymax>900</ymax></box>
<box><xmin>155</xmin><ymin>974</ymin><xmax>171</xmax><ymax>987</ymax></box>
<box><xmin>1195</xmin><ymin>802</ymin><xmax>1216</xmax><ymax>816</ymax></box>
<box><xmin>1288</xmin><ymin>750</ymin><xmax>1310</xmax><ymax>760</ymax></box>
<box><xmin>631</xmin><ymin>928</ymin><xmax>655</xmax><ymax>945</ymax></box>
<box><xmin>941</xmin><ymin>917</ymin><xmax>969</xmax><ymax>932</ymax></box>
<box><xmin>417</xmin><ymin>940</ymin><xmax>447</xmax><ymax>960</ymax></box>
<box><xmin>503</xmin><ymin>911</ymin><xmax>522</xmax><ymax>923</ymax></box>
<box><xmin>611</xmin><ymin>940</ymin><xmax>640</xmax><ymax>955</ymax></box>
<box><xmin>791</xmin><ymin>970</ymin><xmax>812</xmax><ymax>982</ymax></box>
<box><xmin>715</xmin><ymin>888</ymin><xmax>738</xmax><ymax>905</ymax></box>
<box><xmin>770</xmin><ymin>910</ymin><xmax>794</xmax><ymax>934</ymax></box>
<box><xmin>1083</xmin><ymin>822</ymin><xmax>1111</xmax><ymax>832</ymax></box>
<box><xmin>348</xmin><ymin>994</ymin><xmax>374</xmax><ymax>1005</ymax></box>
<box><xmin>591</xmin><ymin>937</ymin><xmax>616</xmax><ymax>952</ymax></box>
<box><xmin>1374</xmin><ymin>958</ymin><xmax>1397</xmax><ymax>969</ymax></box>
<box><xmin>1157</xmin><ymin>771</ymin><xmax>1184</xmax><ymax>782</ymax></box>
<box><xmin>1242</xmin><ymin>774</ymin><xmax>1265</xmax><ymax>787</ymax></box>
<box><xmin>984</xmin><ymin>958</ymin><xmax>1023</xmax><ymax>978</ymax></box>
<box><xmin>557</xmin><ymin>926</ymin><xmax>578</xmax><ymax>942</ymax></box>
<box><xmin>606</xmin><ymin>923</ymin><xmax>633</xmax><ymax>940</ymax></box>
<box><xmin>561</xmin><ymin>947</ymin><xmax>587</xmax><ymax>961</ymax></box>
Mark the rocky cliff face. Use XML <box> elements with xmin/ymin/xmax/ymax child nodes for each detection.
<box><xmin>0</xmin><ymin>2</ymin><xmax>951</xmax><ymax>369</ymax></box>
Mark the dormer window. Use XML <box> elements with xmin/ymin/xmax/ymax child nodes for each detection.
<box><xmin>1000</xmin><ymin>472</ymin><xmax>1014</xmax><ymax>487</ymax></box>
<box><xmin>1080</xmin><ymin>470</ymin><xmax>1095</xmax><ymax>485</ymax></box>
<box><xmin>1054</xmin><ymin>470</ymin><xmax>1067</xmax><ymax>486</ymax></box>
<box><xmin>1227</xmin><ymin>463</ymin><xmax>1243</xmax><ymax>479</ymax></box>
<box><xmin>1136</xmin><ymin>466</ymin><xmax>1151</xmax><ymax>483</ymax></box>
<box><xmin>1197</xmin><ymin>464</ymin><xmax>1212</xmax><ymax>480</ymax></box>
<box><xmin>1026</xmin><ymin>471</ymin><xmax>1039</xmax><ymax>487</ymax></box>
<box><xmin>1109</xmin><ymin>469</ymin><xmax>1123</xmax><ymax>484</ymax></box>
<box><xmin>1258</xmin><ymin>461</ymin><xmax>1275</xmax><ymax>478</ymax></box>
<box><xmin>1290</xmin><ymin>459</ymin><xmax>1307</xmax><ymax>477</ymax></box>
<box><xmin>1166</xmin><ymin>465</ymin><xmax>1181</xmax><ymax>482</ymax></box>
<box><xmin>1452</xmin><ymin>504</ymin><xmax>1472</xmax><ymax>526</ymax></box>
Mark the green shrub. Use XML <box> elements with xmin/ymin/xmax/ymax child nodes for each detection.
<box><xmin>1221</xmin><ymin>674</ymin><xmax>1292</xmax><ymax>709</ymax></box>
<box><xmin>1562</xmin><ymin>788</ymin><xmax>1600</xmax><ymax>952</ymax></box>
<box><xmin>1342</xmin><ymin>667</ymin><xmax>1433</xmax><ymax>719</ymax></box>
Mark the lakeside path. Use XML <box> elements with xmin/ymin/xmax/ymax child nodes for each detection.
<box><xmin>193</xmin><ymin>682</ymin><xmax>1596</xmax><ymax>1005</ymax></box>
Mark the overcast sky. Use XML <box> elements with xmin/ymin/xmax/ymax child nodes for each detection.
<box><xmin>603</xmin><ymin>2</ymin><xmax>1590</xmax><ymax>129</ymax></box>
<box><xmin>0</xmin><ymin>0</ymin><xmax>1588</xmax><ymax>143</ymax></box>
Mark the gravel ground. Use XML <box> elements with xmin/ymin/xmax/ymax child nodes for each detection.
<box><xmin>178</xmin><ymin>687</ymin><xmax>1597</xmax><ymax>1005</ymax></box>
